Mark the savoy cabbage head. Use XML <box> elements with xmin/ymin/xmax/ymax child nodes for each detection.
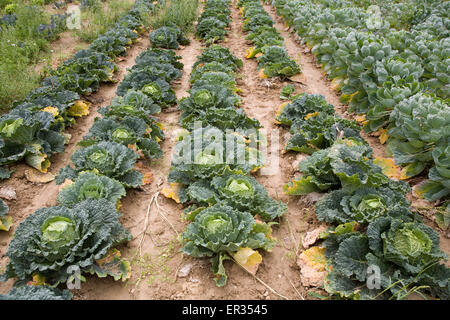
<box><xmin>185</xmin><ymin>168</ymin><xmax>287</xmax><ymax>221</ymax></box>
<box><xmin>1</xmin><ymin>199</ymin><xmax>132</xmax><ymax>285</ymax></box>
<box><xmin>193</xmin><ymin>45</ymin><xmax>243</xmax><ymax>71</ymax></box>
<box><xmin>315</xmin><ymin>187</ymin><xmax>412</xmax><ymax>225</ymax></box>
<box><xmin>79</xmin><ymin>116</ymin><xmax>163</xmax><ymax>159</ymax></box>
<box><xmin>276</xmin><ymin>93</ymin><xmax>335</xmax><ymax>126</ymax></box>
<box><xmin>57</xmin><ymin>172</ymin><xmax>126</xmax><ymax>208</ymax></box>
<box><xmin>180</xmin><ymin>108</ymin><xmax>261</xmax><ymax>133</ymax></box>
<box><xmin>322</xmin><ymin>220</ymin><xmax>450</xmax><ymax>300</ymax></box>
<box><xmin>257</xmin><ymin>46</ymin><xmax>301</xmax><ymax>78</ymax></box>
<box><xmin>56</xmin><ymin>141</ymin><xmax>143</xmax><ymax>188</ymax></box>
<box><xmin>189</xmin><ymin>62</ymin><xmax>235</xmax><ymax>84</ymax></box>
<box><xmin>368</xmin><ymin>217</ymin><xmax>447</xmax><ymax>275</ymax></box>
<box><xmin>181</xmin><ymin>203</ymin><xmax>275</xmax><ymax>286</ymax></box>
<box><xmin>286</xmin><ymin>113</ymin><xmax>363</xmax><ymax>154</ymax></box>
<box><xmin>168</xmin><ymin>127</ymin><xmax>265</xmax><ymax>185</ymax></box>
<box><xmin>149</xmin><ymin>24</ymin><xmax>189</xmax><ymax>49</ymax></box>
<box><xmin>135</xmin><ymin>48</ymin><xmax>183</xmax><ymax>70</ymax></box>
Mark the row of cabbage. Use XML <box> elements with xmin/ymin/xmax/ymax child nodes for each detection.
<box><xmin>195</xmin><ymin>0</ymin><xmax>232</xmax><ymax>44</ymax></box>
<box><xmin>163</xmin><ymin>0</ymin><xmax>287</xmax><ymax>287</ymax></box>
<box><xmin>271</xmin><ymin>0</ymin><xmax>449</xmax><ymax>205</ymax></box>
<box><xmin>0</xmin><ymin>0</ymin><xmax>165</xmax><ymax>231</ymax></box>
<box><xmin>0</xmin><ymin>0</ymin><xmax>163</xmax><ymax>179</ymax></box>
<box><xmin>237</xmin><ymin>0</ymin><xmax>301</xmax><ymax>79</ymax></box>
<box><xmin>0</xmin><ymin>26</ymin><xmax>185</xmax><ymax>300</ymax></box>
<box><xmin>278</xmin><ymin>92</ymin><xmax>449</xmax><ymax>299</ymax></box>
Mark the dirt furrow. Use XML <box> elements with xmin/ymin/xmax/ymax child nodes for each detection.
<box><xmin>216</xmin><ymin>1</ymin><xmax>325</xmax><ymax>300</ymax></box>
<box><xmin>262</xmin><ymin>3</ymin><xmax>389</xmax><ymax>157</ymax></box>
<box><xmin>77</xmin><ymin>38</ymin><xmax>215</xmax><ymax>300</ymax></box>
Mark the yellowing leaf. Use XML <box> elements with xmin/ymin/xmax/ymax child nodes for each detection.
<box><xmin>300</xmin><ymin>247</ymin><xmax>327</xmax><ymax>270</ymax></box>
<box><xmin>304</xmin><ymin>112</ymin><xmax>320</xmax><ymax>120</ymax></box>
<box><xmin>24</xmin><ymin>146</ymin><xmax>50</xmax><ymax>173</ymax></box>
<box><xmin>41</xmin><ymin>106</ymin><xmax>59</xmax><ymax>117</ymax></box>
<box><xmin>246</xmin><ymin>47</ymin><xmax>256</xmax><ymax>59</ymax></box>
<box><xmin>135</xmin><ymin>162</ymin><xmax>153</xmax><ymax>185</ymax></box>
<box><xmin>400</xmin><ymin>162</ymin><xmax>425</xmax><ymax>180</ymax></box>
<box><xmin>156</xmin><ymin>122</ymin><xmax>165</xmax><ymax>130</ymax></box>
<box><xmin>233</xmin><ymin>247</ymin><xmax>262</xmax><ymax>275</ymax></box>
<box><xmin>68</xmin><ymin>100</ymin><xmax>90</xmax><ymax>117</ymax></box>
<box><xmin>297</xmin><ymin>246</ymin><xmax>327</xmax><ymax>287</ymax></box>
<box><xmin>27</xmin><ymin>274</ymin><xmax>46</xmax><ymax>286</ymax></box>
<box><xmin>184</xmin><ymin>206</ymin><xmax>206</xmax><ymax>221</ymax></box>
<box><xmin>93</xmin><ymin>248</ymin><xmax>131</xmax><ymax>282</ymax></box>
<box><xmin>275</xmin><ymin>102</ymin><xmax>289</xmax><ymax>124</ymax></box>
<box><xmin>373</xmin><ymin>157</ymin><xmax>404</xmax><ymax>180</ymax></box>
<box><xmin>330</xmin><ymin>77</ymin><xmax>343</xmax><ymax>91</ymax></box>
<box><xmin>127</xmin><ymin>143</ymin><xmax>138</xmax><ymax>153</ymax></box>
<box><xmin>97</xmin><ymin>248</ymin><xmax>121</xmax><ymax>266</ymax></box>
<box><xmin>254</xmin><ymin>53</ymin><xmax>263</xmax><ymax>58</ymax></box>
<box><xmin>341</xmin><ymin>91</ymin><xmax>358</xmax><ymax>103</ymax></box>
<box><xmin>116</xmin><ymin>199</ymin><xmax>122</xmax><ymax>211</ymax></box>
<box><xmin>24</xmin><ymin>168</ymin><xmax>55</xmax><ymax>183</ymax></box>
<box><xmin>354</xmin><ymin>114</ymin><xmax>366</xmax><ymax>124</ymax></box>
<box><xmin>378</xmin><ymin>128</ymin><xmax>389</xmax><ymax>144</ymax></box>
<box><xmin>0</xmin><ymin>216</ymin><xmax>13</xmax><ymax>231</ymax></box>
<box><xmin>258</xmin><ymin>68</ymin><xmax>268</xmax><ymax>79</ymax></box>
<box><xmin>250</xmin><ymin>165</ymin><xmax>263</xmax><ymax>173</ymax></box>
<box><xmin>161</xmin><ymin>183</ymin><xmax>182</xmax><ymax>203</ymax></box>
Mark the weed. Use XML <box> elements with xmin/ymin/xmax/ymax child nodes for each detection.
<box><xmin>149</xmin><ymin>0</ymin><xmax>199</xmax><ymax>34</ymax></box>
<box><xmin>74</xmin><ymin>0</ymin><xmax>134</xmax><ymax>42</ymax></box>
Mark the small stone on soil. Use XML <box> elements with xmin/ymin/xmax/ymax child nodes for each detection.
<box><xmin>178</xmin><ymin>263</ymin><xmax>194</xmax><ymax>278</ymax></box>
<box><xmin>0</xmin><ymin>187</ymin><xmax>17</xmax><ymax>200</ymax></box>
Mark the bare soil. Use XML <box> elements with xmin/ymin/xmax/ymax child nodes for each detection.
<box><xmin>0</xmin><ymin>0</ymin><xmax>447</xmax><ymax>300</ymax></box>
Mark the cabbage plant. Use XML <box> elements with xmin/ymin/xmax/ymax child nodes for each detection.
<box><xmin>1</xmin><ymin>199</ymin><xmax>132</xmax><ymax>285</ymax></box>
<box><xmin>193</xmin><ymin>45</ymin><xmax>243</xmax><ymax>71</ymax></box>
<box><xmin>284</xmin><ymin>138</ymin><xmax>410</xmax><ymax>195</ymax></box>
<box><xmin>57</xmin><ymin>172</ymin><xmax>126</xmax><ymax>208</ymax></box>
<box><xmin>315</xmin><ymin>187</ymin><xmax>411</xmax><ymax>225</ymax></box>
<box><xmin>181</xmin><ymin>203</ymin><xmax>275</xmax><ymax>286</ymax></box>
<box><xmin>168</xmin><ymin>127</ymin><xmax>265</xmax><ymax>185</ymax></box>
<box><xmin>185</xmin><ymin>168</ymin><xmax>287</xmax><ymax>221</ymax></box>
<box><xmin>56</xmin><ymin>141</ymin><xmax>143</xmax><ymax>188</ymax></box>
<box><xmin>79</xmin><ymin>116</ymin><xmax>163</xmax><ymax>159</ymax></box>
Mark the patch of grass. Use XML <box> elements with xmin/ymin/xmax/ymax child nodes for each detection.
<box><xmin>0</xmin><ymin>4</ymin><xmax>52</xmax><ymax>109</ymax></box>
<box><xmin>150</xmin><ymin>0</ymin><xmax>199</xmax><ymax>34</ymax></box>
<box><xmin>127</xmin><ymin>237</ymin><xmax>181</xmax><ymax>289</ymax></box>
<box><xmin>0</xmin><ymin>0</ymin><xmax>134</xmax><ymax>110</ymax></box>
<box><xmin>74</xmin><ymin>0</ymin><xmax>135</xmax><ymax>42</ymax></box>
<box><xmin>284</xmin><ymin>250</ymin><xmax>297</xmax><ymax>262</ymax></box>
